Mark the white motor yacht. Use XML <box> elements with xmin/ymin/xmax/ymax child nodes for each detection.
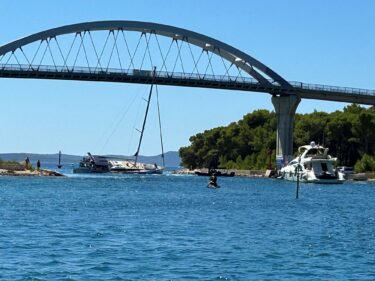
<box><xmin>279</xmin><ymin>141</ymin><xmax>345</xmax><ymax>184</ymax></box>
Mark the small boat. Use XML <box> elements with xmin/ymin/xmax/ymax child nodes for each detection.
<box><xmin>195</xmin><ymin>170</ymin><xmax>235</xmax><ymax>177</ymax></box>
<box><xmin>279</xmin><ymin>141</ymin><xmax>345</xmax><ymax>184</ymax></box>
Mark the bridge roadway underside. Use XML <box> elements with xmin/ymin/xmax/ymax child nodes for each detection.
<box><xmin>1</xmin><ymin>69</ymin><xmax>375</xmax><ymax>105</ymax></box>
<box><xmin>0</xmin><ymin>68</ymin><xmax>289</xmax><ymax>95</ymax></box>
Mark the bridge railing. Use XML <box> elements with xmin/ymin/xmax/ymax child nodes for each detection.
<box><xmin>1</xmin><ymin>63</ymin><xmax>374</xmax><ymax>97</ymax></box>
<box><xmin>0</xmin><ymin>63</ymin><xmax>262</xmax><ymax>85</ymax></box>
<box><xmin>289</xmin><ymin>81</ymin><xmax>375</xmax><ymax>96</ymax></box>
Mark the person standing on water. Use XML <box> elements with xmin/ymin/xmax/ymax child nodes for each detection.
<box><xmin>208</xmin><ymin>170</ymin><xmax>218</xmax><ymax>188</ymax></box>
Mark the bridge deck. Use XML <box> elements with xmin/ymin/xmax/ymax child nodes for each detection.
<box><xmin>1</xmin><ymin>64</ymin><xmax>375</xmax><ymax>105</ymax></box>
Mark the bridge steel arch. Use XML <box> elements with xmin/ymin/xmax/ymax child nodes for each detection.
<box><xmin>0</xmin><ymin>20</ymin><xmax>300</xmax><ymax>165</ymax></box>
<box><xmin>0</xmin><ymin>20</ymin><xmax>292</xmax><ymax>89</ymax></box>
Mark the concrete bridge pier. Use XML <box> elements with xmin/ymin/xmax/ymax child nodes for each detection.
<box><xmin>271</xmin><ymin>94</ymin><xmax>301</xmax><ymax>169</ymax></box>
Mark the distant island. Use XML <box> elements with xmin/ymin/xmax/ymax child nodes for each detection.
<box><xmin>0</xmin><ymin>151</ymin><xmax>181</xmax><ymax>168</ymax></box>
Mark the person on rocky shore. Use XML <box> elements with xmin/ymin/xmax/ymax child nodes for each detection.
<box><xmin>25</xmin><ymin>157</ymin><xmax>30</xmax><ymax>170</ymax></box>
<box><xmin>37</xmin><ymin>160</ymin><xmax>41</xmax><ymax>170</ymax></box>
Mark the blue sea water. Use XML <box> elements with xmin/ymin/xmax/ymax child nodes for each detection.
<box><xmin>1</xmin><ymin>170</ymin><xmax>375</xmax><ymax>280</ymax></box>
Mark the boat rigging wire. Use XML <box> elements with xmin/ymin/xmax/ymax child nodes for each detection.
<box><xmin>155</xmin><ymin>85</ymin><xmax>165</xmax><ymax>167</ymax></box>
<box><xmin>128</xmin><ymin>86</ymin><xmax>149</xmax><ymax>156</ymax></box>
<box><xmin>97</xmin><ymin>86</ymin><xmax>143</xmax><ymax>154</ymax></box>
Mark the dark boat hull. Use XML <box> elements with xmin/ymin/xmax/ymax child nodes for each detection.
<box><xmin>195</xmin><ymin>171</ymin><xmax>235</xmax><ymax>177</ymax></box>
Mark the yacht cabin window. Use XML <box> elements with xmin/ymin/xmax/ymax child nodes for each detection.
<box><xmin>305</xmin><ymin>148</ymin><xmax>324</xmax><ymax>157</ymax></box>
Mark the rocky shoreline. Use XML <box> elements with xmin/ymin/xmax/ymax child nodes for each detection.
<box><xmin>172</xmin><ymin>168</ymin><xmax>266</xmax><ymax>178</ymax></box>
<box><xmin>0</xmin><ymin>168</ymin><xmax>64</xmax><ymax>177</ymax></box>
<box><xmin>172</xmin><ymin>168</ymin><xmax>375</xmax><ymax>181</ymax></box>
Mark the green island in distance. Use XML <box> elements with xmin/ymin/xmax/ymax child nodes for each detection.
<box><xmin>179</xmin><ymin>104</ymin><xmax>375</xmax><ymax>173</ymax></box>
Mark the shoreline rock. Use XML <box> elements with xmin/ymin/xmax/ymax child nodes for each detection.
<box><xmin>171</xmin><ymin>168</ymin><xmax>266</xmax><ymax>178</ymax></box>
<box><xmin>0</xmin><ymin>168</ymin><xmax>64</xmax><ymax>177</ymax></box>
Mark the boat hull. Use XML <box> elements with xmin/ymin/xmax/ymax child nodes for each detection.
<box><xmin>110</xmin><ymin>168</ymin><xmax>163</xmax><ymax>175</ymax></box>
<box><xmin>280</xmin><ymin>168</ymin><xmax>345</xmax><ymax>184</ymax></box>
<box><xmin>281</xmin><ymin>173</ymin><xmax>345</xmax><ymax>184</ymax></box>
<box><xmin>73</xmin><ymin>167</ymin><xmax>108</xmax><ymax>173</ymax></box>
<box><xmin>195</xmin><ymin>171</ymin><xmax>235</xmax><ymax>177</ymax></box>
<box><xmin>73</xmin><ymin>155</ymin><xmax>164</xmax><ymax>175</ymax></box>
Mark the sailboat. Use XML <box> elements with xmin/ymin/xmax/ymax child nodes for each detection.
<box><xmin>73</xmin><ymin>68</ymin><xmax>165</xmax><ymax>174</ymax></box>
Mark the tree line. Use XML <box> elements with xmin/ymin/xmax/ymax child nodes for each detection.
<box><xmin>179</xmin><ymin>104</ymin><xmax>375</xmax><ymax>172</ymax></box>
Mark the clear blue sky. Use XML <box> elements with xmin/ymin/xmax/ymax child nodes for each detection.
<box><xmin>1</xmin><ymin>0</ymin><xmax>374</xmax><ymax>156</ymax></box>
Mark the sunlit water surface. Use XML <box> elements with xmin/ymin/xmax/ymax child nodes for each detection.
<box><xmin>1</xmin><ymin>169</ymin><xmax>375</xmax><ymax>280</ymax></box>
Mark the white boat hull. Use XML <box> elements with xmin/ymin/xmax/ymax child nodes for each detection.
<box><xmin>110</xmin><ymin>168</ymin><xmax>163</xmax><ymax>174</ymax></box>
<box><xmin>279</xmin><ymin>142</ymin><xmax>346</xmax><ymax>184</ymax></box>
<box><xmin>281</xmin><ymin>171</ymin><xmax>345</xmax><ymax>184</ymax></box>
<box><xmin>73</xmin><ymin>155</ymin><xmax>164</xmax><ymax>175</ymax></box>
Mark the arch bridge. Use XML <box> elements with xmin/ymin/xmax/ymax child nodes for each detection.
<box><xmin>1</xmin><ymin>21</ymin><xmax>374</xmax><ymax>165</ymax></box>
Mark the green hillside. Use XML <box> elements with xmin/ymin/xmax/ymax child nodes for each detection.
<box><xmin>179</xmin><ymin>104</ymin><xmax>375</xmax><ymax>172</ymax></box>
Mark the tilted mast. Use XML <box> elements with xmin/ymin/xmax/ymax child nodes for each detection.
<box><xmin>134</xmin><ymin>67</ymin><xmax>157</xmax><ymax>166</ymax></box>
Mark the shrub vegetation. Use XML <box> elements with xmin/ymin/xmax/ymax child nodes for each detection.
<box><xmin>179</xmin><ymin>104</ymin><xmax>375</xmax><ymax>171</ymax></box>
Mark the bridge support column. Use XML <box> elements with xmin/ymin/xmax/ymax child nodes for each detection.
<box><xmin>272</xmin><ymin>94</ymin><xmax>301</xmax><ymax>169</ymax></box>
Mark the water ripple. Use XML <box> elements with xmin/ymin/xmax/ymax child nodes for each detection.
<box><xmin>0</xmin><ymin>176</ymin><xmax>374</xmax><ymax>280</ymax></box>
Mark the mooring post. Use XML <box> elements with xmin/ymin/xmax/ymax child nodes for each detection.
<box><xmin>271</xmin><ymin>94</ymin><xmax>301</xmax><ymax>170</ymax></box>
<box><xmin>296</xmin><ymin>157</ymin><xmax>301</xmax><ymax>199</ymax></box>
